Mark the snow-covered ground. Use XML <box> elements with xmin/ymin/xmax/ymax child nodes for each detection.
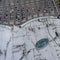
<box><xmin>0</xmin><ymin>16</ymin><xmax>60</xmax><ymax>60</ymax></box>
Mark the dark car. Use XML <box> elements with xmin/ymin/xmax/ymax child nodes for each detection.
<box><xmin>57</xmin><ymin>15</ymin><xmax>60</xmax><ymax>19</ymax></box>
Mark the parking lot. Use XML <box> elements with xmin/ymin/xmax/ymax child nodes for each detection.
<box><xmin>0</xmin><ymin>0</ymin><xmax>59</xmax><ymax>25</ymax></box>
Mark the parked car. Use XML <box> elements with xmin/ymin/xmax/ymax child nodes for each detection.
<box><xmin>57</xmin><ymin>15</ymin><xmax>60</xmax><ymax>19</ymax></box>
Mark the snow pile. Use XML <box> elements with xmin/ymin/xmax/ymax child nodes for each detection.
<box><xmin>0</xmin><ymin>16</ymin><xmax>60</xmax><ymax>60</ymax></box>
